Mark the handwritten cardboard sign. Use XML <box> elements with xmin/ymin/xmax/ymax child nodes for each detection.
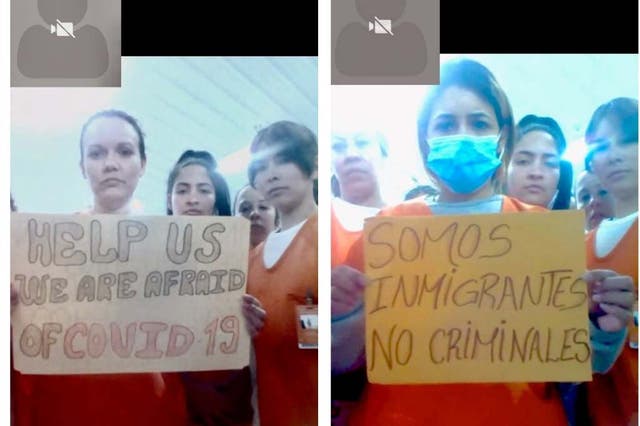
<box><xmin>364</xmin><ymin>210</ymin><xmax>591</xmax><ymax>384</ymax></box>
<box><xmin>11</xmin><ymin>213</ymin><xmax>251</xmax><ymax>374</ymax></box>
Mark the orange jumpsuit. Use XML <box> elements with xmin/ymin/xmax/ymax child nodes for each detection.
<box><xmin>331</xmin><ymin>205</ymin><xmax>364</xmax><ymax>268</ymax></box>
<box><xmin>13</xmin><ymin>372</ymin><xmax>188</xmax><ymax>426</ymax></box>
<box><xmin>331</xmin><ymin>205</ymin><xmax>369</xmax><ymax>422</ymax></box>
<box><xmin>343</xmin><ymin>196</ymin><xmax>569</xmax><ymax>426</ymax></box>
<box><xmin>180</xmin><ymin>369</ymin><xmax>253</xmax><ymax>426</ymax></box>
<box><xmin>248</xmin><ymin>215</ymin><xmax>318</xmax><ymax>426</ymax></box>
<box><xmin>585</xmin><ymin>218</ymin><xmax>638</xmax><ymax>426</ymax></box>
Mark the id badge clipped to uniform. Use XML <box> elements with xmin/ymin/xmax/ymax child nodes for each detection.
<box><xmin>296</xmin><ymin>291</ymin><xmax>318</xmax><ymax>349</ymax></box>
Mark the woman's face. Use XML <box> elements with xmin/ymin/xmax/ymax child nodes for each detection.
<box><xmin>170</xmin><ymin>164</ymin><xmax>216</xmax><ymax>216</ymax></box>
<box><xmin>427</xmin><ymin>86</ymin><xmax>500</xmax><ymax>139</ymax></box>
<box><xmin>81</xmin><ymin>116</ymin><xmax>145</xmax><ymax>213</ymax></box>
<box><xmin>587</xmin><ymin>117</ymin><xmax>638</xmax><ymax>199</ymax></box>
<box><xmin>251</xmin><ymin>149</ymin><xmax>316</xmax><ymax>213</ymax></box>
<box><xmin>331</xmin><ymin>132</ymin><xmax>384</xmax><ymax>201</ymax></box>
<box><xmin>235</xmin><ymin>186</ymin><xmax>277</xmax><ymax>247</ymax></box>
<box><xmin>425</xmin><ymin>86</ymin><xmax>501</xmax><ymax>199</ymax></box>
<box><xmin>576</xmin><ymin>172</ymin><xmax>615</xmax><ymax>230</ymax></box>
<box><xmin>506</xmin><ymin>130</ymin><xmax>560</xmax><ymax>207</ymax></box>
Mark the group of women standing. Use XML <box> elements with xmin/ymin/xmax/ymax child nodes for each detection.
<box><xmin>331</xmin><ymin>59</ymin><xmax>637</xmax><ymax>426</ymax></box>
<box><xmin>11</xmin><ymin>56</ymin><xmax>638</xmax><ymax>426</ymax></box>
<box><xmin>12</xmin><ymin>112</ymin><xmax>318</xmax><ymax>426</ymax></box>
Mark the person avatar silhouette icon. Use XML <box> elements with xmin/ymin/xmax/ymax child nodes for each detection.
<box><xmin>335</xmin><ymin>0</ymin><xmax>427</xmax><ymax>76</ymax></box>
<box><xmin>17</xmin><ymin>0</ymin><xmax>109</xmax><ymax>78</ymax></box>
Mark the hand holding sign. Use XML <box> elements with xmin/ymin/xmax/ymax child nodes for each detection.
<box><xmin>242</xmin><ymin>294</ymin><xmax>266</xmax><ymax>338</ymax></box>
<box><xmin>584</xmin><ymin>269</ymin><xmax>635</xmax><ymax>332</ymax></box>
<box><xmin>10</xmin><ymin>282</ymin><xmax>19</xmax><ymax>314</ymax></box>
<box><xmin>331</xmin><ymin>265</ymin><xmax>367</xmax><ymax>318</ymax></box>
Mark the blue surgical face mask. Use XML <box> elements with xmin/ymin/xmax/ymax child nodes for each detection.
<box><xmin>426</xmin><ymin>134</ymin><xmax>502</xmax><ymax>194</ymax></box>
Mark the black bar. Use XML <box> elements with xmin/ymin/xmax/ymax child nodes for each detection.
<box><xmin>122</xmin><ymin>1</ymin><xmax>637</xmax><ymax>56</ymax></box>
<box><xmin>441</xmin><ymin>1</ymin><xmax>638</xmax><ymax>54</ymax></box>
<box><xmin>122</xmin><ymin>1</ymin><xmax>318</xmax><ymax>56</ymax></box>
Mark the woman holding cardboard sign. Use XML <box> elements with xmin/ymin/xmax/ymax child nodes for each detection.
<box><xmin>330</xmin><ymin>128</ymin><xmax>388</xmax><ymax>425</ymax></box>
<box><xmin>77</xmin><ymin>110</ymin><xmax>148</xmax><ymax>215</ymax></box>
<box><xmin>582</xmin><ymin>97</ymin><xmax>638</xmax><ymax>426</ymax></box>
<box><xmin>13</xmin><ymin>110</ymin><xmax>189</xmax><ymax>426</ymax></box>
<box><xmin>331</xmin><ymin>59</ymin><xmax>634</xmax><ymax>425</ymax></box>
<box><xmin>166</xmin><ymin>149</ymin><xmax>254</xmax><ymax>426</ymax></box>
